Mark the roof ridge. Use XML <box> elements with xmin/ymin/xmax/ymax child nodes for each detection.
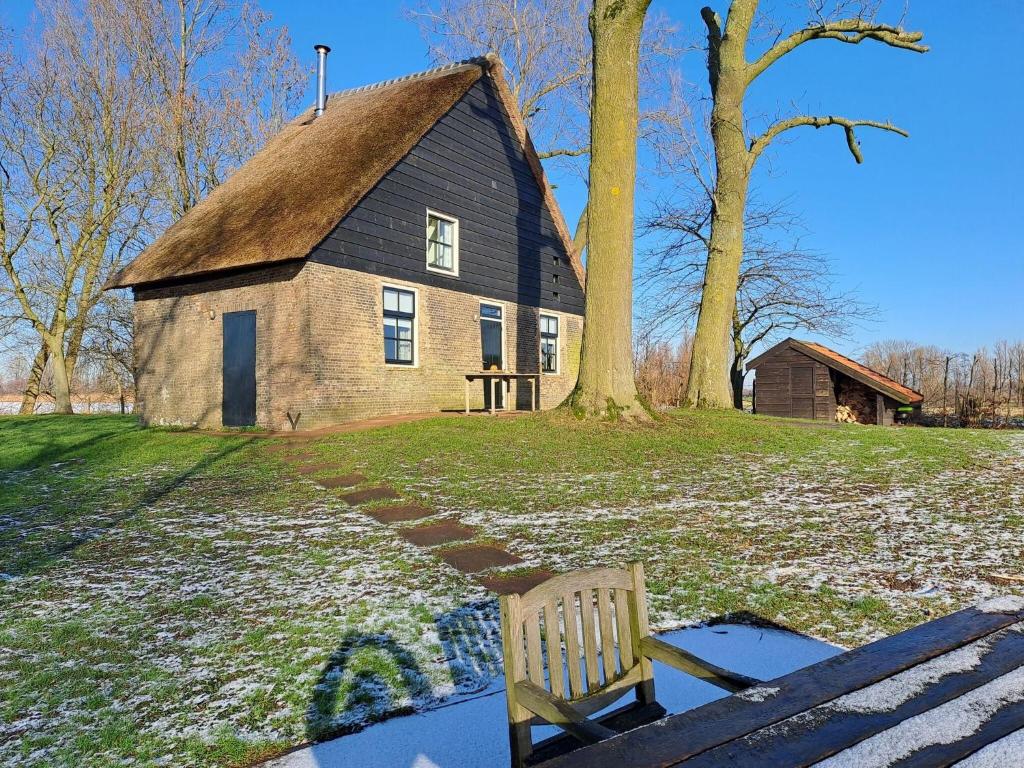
<box><xmin>328</xmin><ymin>55</ymin><xmax>494</xmax><ymax>100</ymax></box>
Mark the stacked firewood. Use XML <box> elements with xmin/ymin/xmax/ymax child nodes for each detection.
<box><xmin>835</xmin><ymin>378</ymin><xmax>876</xmax><ymax>424</ymax></box>
<box><xmin>835</xmin><ymin>404</ymin><xmax>858</xmax><ymax>423</ymax></box>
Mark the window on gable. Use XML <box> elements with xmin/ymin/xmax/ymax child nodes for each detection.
<box><xmin>426</xmin><ymin>211</ymin><xmax>458</xmax><ymax>275</ymax></box>
<box><xmin>540</xmin><ymin>314</ymin><xmax>559</xmax><ymax>374</ymax></box>
<box><xmin>383</xmin><ymin>287</ymin><xmax>415</xmax><ymax>365</ymax></box>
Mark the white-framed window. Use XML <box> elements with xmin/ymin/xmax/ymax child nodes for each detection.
<box><xmin>383</xmin><ymin>286</ymin><xmax>416</xmax><ymax>365</ymax></box>
<box><xmin>426</xmin><ymin>210</ymin><xmax>458</xmax><ymax>275</ymax></box>
<box><xmin>480</xmin><ymin>301</ymin><xmax>505</xmax><ymax>371</ymax></box>
<box><xmin>540</xmin><ymin>314</ymin><xmax>559</xmax><ymax>374</ymax></box>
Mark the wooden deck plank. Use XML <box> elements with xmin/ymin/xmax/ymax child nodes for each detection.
<box><xmin>676</xmin><ymin>623</ymin><xmax>1024</xmax><ymax>767</ymax></box>
<box><xmin>889</xmin><ymin>683</ymin><xmax>1024</xmax><ymax>767</ymax></box>
<box><xmin>536</xmin><ymin>607</ymin><xmax>1024</xmax><ymax>768</ymax></box>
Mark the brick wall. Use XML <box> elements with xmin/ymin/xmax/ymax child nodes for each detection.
<box><xmin>133</xmin><ymin>262</ymin><xmax>312</xmax><ymax>431</ymax></box>
<box><xmin>132</xmin><ymin>261</ymin><xmax>582</xmax><ymax>430</ymax></box>
<box><xmin>299</xmin><ymin>262</ymin><xmax>581</xmax><ymax>427</ymax></box>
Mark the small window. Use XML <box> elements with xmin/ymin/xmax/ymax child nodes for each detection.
<box><xmin>426</xmin><ymin>211</ymin><xmax>458</xmax><ymax>275</ymax></box>
<box><xmin>540</xmin><ymin>314</ymin><xmax>559</xmax><ymax>374</ymax></box>
<box><xmin>383</xmin><ymin>287</ymin><xmax>415</xmax><ymax>365</ymax></box>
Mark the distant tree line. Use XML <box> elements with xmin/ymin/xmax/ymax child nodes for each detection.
<box><xmin>864</xmin><ymin>340</ymin><xmax>1024</xmax><ymax>428</ymax></box>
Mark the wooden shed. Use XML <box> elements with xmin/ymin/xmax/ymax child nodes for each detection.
<box><xmin>747</xmin><ymin>338</ymin><xmax>924</xmax><ymax>425</ymax></box>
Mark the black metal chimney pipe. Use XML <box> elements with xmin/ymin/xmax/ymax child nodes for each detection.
<box><xmin>314</xmin><ymin>44</ymin><xmax>331</xmax><ymax>117</ymax></box>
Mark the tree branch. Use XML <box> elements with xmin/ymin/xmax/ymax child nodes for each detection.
<box><xmin>700</xmin><ymin>7</ymin><xmax>723</xmax><ymax>94</ymax></box>
<box><xmin>537</xmin><ymin>146</ymin><xmax>590</xmax><ymax>159</ymax></box>
<box><xmin>749</xmin><ymin>115</ymin><xmax>908</xmax><ymax>164</ymax></box>
<box><xmin>748</xmin><ymin>18</ymin><xmax>927</xmax><ymax>84</ymax></box>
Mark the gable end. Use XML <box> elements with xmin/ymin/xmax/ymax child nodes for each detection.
<box><xmin>307</xmin><ymin>75</ymin><xmax>584</xmax><ymax>315</ymax></box>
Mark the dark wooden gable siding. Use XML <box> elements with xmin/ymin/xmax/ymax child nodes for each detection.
<box><xmin>753</xmin><ymin>345</ymin><xmax>835</xmax><ymax>420</ymax></box>
<box><xmin>308</xmin><ymin>77</ymin><xmax>584</xmax><ymax>315</ymax></box>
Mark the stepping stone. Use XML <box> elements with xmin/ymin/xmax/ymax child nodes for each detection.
<box><xmin>294</xmin><ymin>462</ymin><xmax>347</xmax><ymax>474</ymax></box>
<box><xmin>399</xmin><ymin>521</ymin><xmax>477</xmax><ymax>548</ymax></box>
<box><xmin>316</xmin><ymin>473</ymin><xmax>367</xmax><ymax>489</ymax></box>
<box><xmin>438</xmin><ymin>545</ymin><xmax>523</xmax><ymax>574</ymax></box>
<box><xmin>477</xmin><ymin>569</ymin><xmax>558</xmax><ymax>596</ymax></box>
<box><xmin>364</xmin><ymin>504</ymin><xmax>436</xmax><ymax>523</ymax></box>
<box><xmin>340</xmin><ymin>486</ymin><xmax>400</xmax><ymax>506</ymax></box>
<box><xmin>263</xmin><ymin>443</ymin><xmax>293</xmax><ymax>453</ymax></box>
<box><xmin>279</xmin><ymin>452</ymin><xmax>319</xmax><ymax>463</ymax></box>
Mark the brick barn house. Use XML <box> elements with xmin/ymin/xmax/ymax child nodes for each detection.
<box><xmin>106</xmin><ymin>54</ymin><xmax>585</xmax><ymax>430</ymax></box>
<box><xmin>748</xmin><ymin>338</ymin><xmax>924</xmax><ymax>425</ymax></box>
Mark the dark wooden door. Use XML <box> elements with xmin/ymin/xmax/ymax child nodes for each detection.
<box><xmin>790</xmin><ymin>365</ymin><xmax>815</xmax><ymax>419</ymax></box>
<box><xmin>222</xmin><ymin>310</ymin><xmax>256</xmax><ymax>427</ymax></box>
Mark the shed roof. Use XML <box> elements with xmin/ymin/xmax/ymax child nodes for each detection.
<box><xmin>106</xmin><ymin>55</ymin><xmax>583</xmax><ymax>290</ymax></box>
<box><xmin>748</xmin><ymin>338</ymin><xmax>924</xmax><ymax>405</ymax></box>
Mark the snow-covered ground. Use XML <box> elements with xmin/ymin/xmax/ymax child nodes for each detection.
<box><xmin>1</xmin><ymin>426</ymin><xmax>1022</xmax><ymax>766</ymax></box>
<box><xmin>265</xmin><ymin>623</ymin><xmax>840</xmax><ymax>768</ymax></box>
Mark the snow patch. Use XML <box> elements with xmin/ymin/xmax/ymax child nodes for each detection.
<box><xmin>952</xmin><ymin>727</ymin><xmax>1024</xmax><ymax>766</ymax></box>
<box><xmin>738</xmin><ymin>686</ymin><xmax>781</xmax><ymax>702</ymax></box>
<box><xmin>813</xmin><ymin>666</ymin><xmax>1024</xmax><ymax>767</ymax></box>
<box><xmin>831</xmin><ymin>635</ymin><xmax>993</xmax><ymax>714</ymax></box>
<box><xmin>977</xmin><ymin>596</ymin><xmax>1024</xmax><ymax>614</ymax></box>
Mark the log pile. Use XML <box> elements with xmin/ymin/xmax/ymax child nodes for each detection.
<box><xmin>835</xmin><ymin>404</ymin><xmax>858</xmax><ymax>423</ymax></box>
<box><xmin>835</xmin><ymin>377</ymin><xmax>876</xmax><ymax>424</ymax></box>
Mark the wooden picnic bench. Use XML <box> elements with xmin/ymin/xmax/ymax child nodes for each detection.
<box><xmin>464</xmin><ymin>372</ymin><xmax>541</xmax><ymax>415</ymax></box>
<box><xmin>536</xmin><ymin>598</ymin><xmax>1024</xmax><ymax>767</ymax></box>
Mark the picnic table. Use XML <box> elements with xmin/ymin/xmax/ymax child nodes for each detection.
<box><xmin>464</xmin><ymin>372</ymin><xmax>540</xmax><ymax>414</ymax></box>
<box><xmin>537</xmin><ymin>598</ymin><xmax>1024</xmax><ymax>767</ymax></box>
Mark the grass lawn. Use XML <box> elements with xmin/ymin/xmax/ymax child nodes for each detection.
<box><xmin>1</xmin><ymin>411</ymin><xmax>1022</xmax><ymax>766</ymax></box>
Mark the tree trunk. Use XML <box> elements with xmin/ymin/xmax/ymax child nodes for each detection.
<box><xmin>571</xmin><ymin>0</ymin><xmax>652</xmax><ymax>420</ymax></box>
<box><xmin>48</xmin><ymin>340</ymin><xmax>74</xmax><ymax>415</ymax></box>
<box><xmin>731</xmin><ymin>354</ymin><xmax>746</xmax><ymax>409</ymax></box>
<box><xmin>572</xmin><ymin>204</ymin><xmax>589</xmax><ymax>262</ymax></box>
<box><xmin>686</xmin><ymin>5</ymin><xmax>755</xmax><ymax>409</ymax></box>
<box><xmin>19</xmin><ymin>343</ymin><xmax>49</xmax><ymax>415</ymax></box>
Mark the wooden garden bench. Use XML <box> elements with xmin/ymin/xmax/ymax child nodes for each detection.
<box><xmin>499</xmin><ymin>563</ymin><xmax>759</xmax><ymax>767</ymax></box>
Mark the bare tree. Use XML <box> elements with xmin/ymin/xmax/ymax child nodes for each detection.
<box><xmin>0</xmin><ymin>0</ymin><xmax>304</xmax><ymax>415</ymax></box>
<box><xmin>685</xmin><ymin>0</ymin><xmax>927</xmax><ymax>409</ymax></box>
<box><xmin>80</xmin><ymin>289</ymin><xmax>135</xmax><ymax>412</ymax></box>
<box><xmin>635</xmin><ymin>331</ymin><xmax>692</xmax><ymax>408</ymax></box>
<box><xmin>0</xmin><ymin>0</ymin><xmax>151</xmax><ymax>414</ymax></box>
<box><xmin>641</xmin><ymin>193</ymin><xmax>874</xmax><ymax>407</ymax></box>
<box><xmin>864</xmin><ymin>340</ymin><xmax>1024</xmax><ymax>428</ymax></box>
<box><xmin>116</xmin><ymin>0</ymin><xmax>305</xmax><ymax>219</ymax></box>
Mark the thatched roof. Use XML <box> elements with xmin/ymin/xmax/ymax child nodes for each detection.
<box><xmin>748</xmin><ymin>338</ymin><xmax>924</xmax><ymax>405</ymax></box>
<box><xmin>107</xmin><ymin>55</ymin><xmax>584</xmax><ymax>290</ymax></box>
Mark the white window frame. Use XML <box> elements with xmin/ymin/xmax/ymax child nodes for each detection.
<box><xmin>425</xmin><ymin>210</ymin><xmax>459</xmax><ymax>277</ymax></box>
<box><xmin>539</xmin><ymin>312</ymin><xmax>560</xmax><ymax>375</ymax></box>
<box><xmin>479</xmin><ymin>300</ymin><xmax>506</xmax><ymax>372</ymax></box>
<box><xmin>382</xmin><ymin>283</ymin><xmax>419</xmax><ymax>368</ymax></box>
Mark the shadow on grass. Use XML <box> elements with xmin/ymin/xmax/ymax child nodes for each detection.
<box><xmin>305</xmin><ymin>599</ymin><xmax>502</xmax><ymax>744</ymax></box>
<box><xmin>0</xmin><ymin>415</ymin><xmax>132</xmax><ymax>473</ymax></box>
<box><xmin>0</xmin><ymin>420</ymin><xmax>253</xmax><ymax>575</ymax></box>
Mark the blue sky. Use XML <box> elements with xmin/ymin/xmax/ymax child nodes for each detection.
<box><xmin>4</xmin><ymin>1</ymin><xmax>1021</xmax><ymax>356</ymax></box>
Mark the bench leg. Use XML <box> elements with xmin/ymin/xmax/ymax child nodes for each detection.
<box><xmin>465</xmin><ymin>379</ymin><xmax>470</xmax><ymax>415</ymax></box>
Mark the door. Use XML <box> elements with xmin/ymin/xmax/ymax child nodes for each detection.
<box><xmin>222</xmin><ymin>310</ymin><xmax>256</xmax><ymax>427</ymax></box>
<box><xmin>790</xmin><ymin>364</ymin><xmax>815</xmax><ymax>419</ymax></box>
<box><xmin>480</xmin><ymin>303</ymin><xmax>504</xmax><ymax>409</ymax></box>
